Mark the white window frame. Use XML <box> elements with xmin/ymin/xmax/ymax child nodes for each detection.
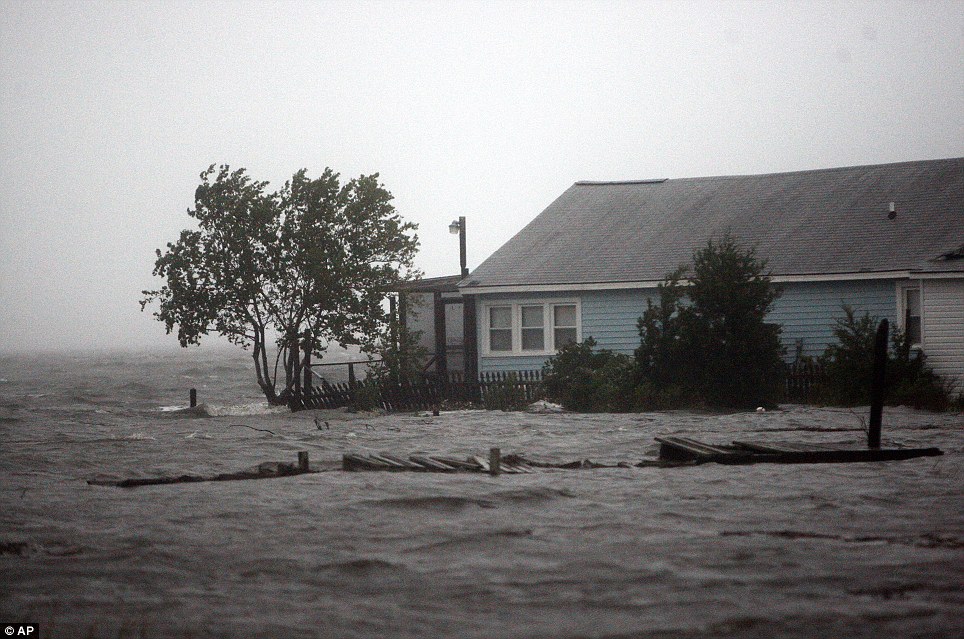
<box><xmin>896</xmin><ymin>281</ymin><xmax>924</xmax><ymax>349</ymax></box>
<box><xmin>481</xmin><ymin>299</ymin><xmax>582</xmax><ymax>356</ymax></box>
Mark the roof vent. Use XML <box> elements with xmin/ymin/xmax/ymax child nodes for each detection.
<box><xmin>936</xmin><ymin>245</ymin><xmax>964</xmax><ymax>261</ymax></box>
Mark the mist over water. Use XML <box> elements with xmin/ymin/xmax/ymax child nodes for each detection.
<box><xmin>1</xmin><ymin>351</ymin><xmax>962</xmax><ymax>638</ymax></box>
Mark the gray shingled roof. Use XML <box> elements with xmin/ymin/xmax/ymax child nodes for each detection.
<box><xmin>464</xmin><ymin>158</ymin><xmax>964</xmax><ymax>288</ymax></box>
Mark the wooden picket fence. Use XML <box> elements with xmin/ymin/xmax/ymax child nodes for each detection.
<box><xmin>784</xmin><ymin>361</ymin><xmax>824</xmax><ymax>402</ymax></box>
<box><xmin>289</xmin><ymin>370</ymin><xmax>544</xmax><ymax>412</ymax></box>
<box><xmin>289</xmin><ymin>364</ymin><xmax>825</xmax><ymax>412</ymax></box>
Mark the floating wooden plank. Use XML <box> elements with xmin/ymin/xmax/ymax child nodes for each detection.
<box><xmin>343</xmin><ymin>453</ymin><xmax>392</xmax><ymax>471</ymax></box>
<box><xmin>90</xmin><ymin>454</ymin><xmax>317</xmax><ymax>487</ymax></box>
<box><xmin>731</xmin><ymin>440</ymin><xmax>943</xmax><ymax>464</ymax></box>
<box><xmin>654</xmin><ymin>436</ymin><xmax>760</xmax><ymax>464</ymax></box>
<box><xmin>733</xmin><ymin>441</ymin><xmax>854</xmax><ymax>454</ymax></box>
<box><xmin>377</xmin><ymin>453</ymin><xmax>425</xmax><ymax>470</ymax></box>
<box><xmin>367</xmin><ymin>453</ymin><xmax>411</xmax><ymax>470</ymax></box>
<box><xmin>409</xmin><ymin>455</ymin><xmax>457</xmax><ymax>471</ymax></box>
<box><xmin>432</xmin><ymin>455</ymin><xmax>484</xmax><ymax>471</ymax></box>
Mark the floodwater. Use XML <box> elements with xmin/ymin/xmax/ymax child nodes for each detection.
<box><xmin>1</xmin><ymin>349</ymin><xmax>962</xmax><ymax>638</ymax></box>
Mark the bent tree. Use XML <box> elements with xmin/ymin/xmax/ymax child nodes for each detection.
<box><xmin>142</xmin><ymin>165</ymin><xmax>419</xmax><ymax>405</ymax></box>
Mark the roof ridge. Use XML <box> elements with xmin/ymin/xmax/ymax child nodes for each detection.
<box><xmin>575</xmin><ymin>179</ymin><xmax>667</xmax><ymax>186</ymax></box>
<box><xmin>573</xmin><ymin>157</ymin><xmax>964</xmax><ymax>186</ymax></box>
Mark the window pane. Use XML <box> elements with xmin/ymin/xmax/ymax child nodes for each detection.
<box><xmin>521</xmin><ymin>305</ymin><xmax>544</xmax><ymax>328</ymax></box>
<box><xmin>905</xmin><ymin>289</ymin><xmax>922</xmax><ymax>344</ymax></box>
<box><xmin>490</xmin><ymin>329</ymin><xmax>512</xmax><ymax>351</ymax></box>
<box><xmin>522</xmin><ymin>328</ymin><xmax>545</xmax><ymax>351</ymax></box>
<box><xmin>906</xmin><ymin>288</ymin><xmax>921</xmax><ymax>315</ymax></box>
<box><xmin>906</xmin><ymin>318</ymin><xmax>922</xmax><ymax>345</ymax></box>
<box><xmin>555</xmin><ymin>327</ymin><xmax>577</xmax><ymax>348</ymax></box>
<box><xmin>489</xmin><ymin>306</ymin><xmax>511</xmax><ymax>329</ymax></box>
<box><xmin>554</xmin><ymin>304</ymin><xmax>576</xmax><ymax>327</ymax></box>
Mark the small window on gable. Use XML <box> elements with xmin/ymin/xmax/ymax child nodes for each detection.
<box><xmin>489</xmin><ymin>306</ymin><xmax>512</xmax><ymax>352</ymax></box>
<box><xmin>905</xmin><ymin>287</ymin><xmax>921</xmax><ymax>346</ymax></box>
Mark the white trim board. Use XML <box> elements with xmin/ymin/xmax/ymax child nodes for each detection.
<box><xmin>461</xmin><ymin>270</ymin><xmax>964</xmax><ymax>294</ymax></box>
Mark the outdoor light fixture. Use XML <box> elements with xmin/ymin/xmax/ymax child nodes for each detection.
<box><xmin>449</xmin><ymin>219</ymin><xmax>462</xmax><ymax>234</ymax></box>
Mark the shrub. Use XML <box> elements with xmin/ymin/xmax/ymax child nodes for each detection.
<box><xmin>635</xmin><ymin>234</ymin><xmax>785</xmax><ymax>409</ymax></box>
<box><xmin>816</xmin><ymin>305</ymin><xmax>954</xmax><ymax>411</ymax></box>
<box><xmin>350</xmin><ymin>379</ymin><xmax>383</xmax><ymax>411</ymax></box>
<box><xmin>542</xmin><ymin>338</ymin><xmax>636</xmax><ymax>412</ymax></box>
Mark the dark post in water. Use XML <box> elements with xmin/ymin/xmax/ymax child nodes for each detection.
<box><xmin>489</xmin><ymin>447</ymin><xmax>501</xmax><ymax>476</ymax></box>
<box><xmin>190</xmin><ymin>388</ymin><xmax>197</xmax><ymax>408</ymax></box>
<box><xmin>868</xmin><ymin>318</ymin><xmax>888</xmax><ymax>449</ymax></box>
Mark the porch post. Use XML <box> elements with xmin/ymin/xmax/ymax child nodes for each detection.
<box><xmin>434</xmin><ymin>291</ymin><xmax>448</xmax><ymax>379</ymax></box>
<box><xmin>463</xmin><ymin>294</ymin><xmax>479</xmax><ymax>402</ymax></box>
<box><xmin>463</xmin><ymin>294</ymin><xmax>478</xmax><ymax>381</ymax></box>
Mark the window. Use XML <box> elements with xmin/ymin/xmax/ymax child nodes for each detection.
<box><xmin>904</xmin><ymin>287</ymin><xmax>921</xmax><ymax>346</ymax></box>
<box><xmin>553</xmin><ymin>304</ymin><xmax>577</xmax><ymax>347</ymax></box>
<box><xmin>488</xmin><ymin>306</ymin><xmax>512</xmax><ymax>352</ymax></box>
<box><xmin>521</xmin><ymin>305</ymin><xmax>545</xmax><ymax>351</ymax></box>
<box><xmin>483</xmin><ymin>300</ymin><xmax>580</xmax><ymax>355</ymax></box>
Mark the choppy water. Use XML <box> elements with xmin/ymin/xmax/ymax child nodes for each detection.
<box><xmin>1</xmin><ymin>349</ymin><xmax>962</xmax><ymax>638</ymax></box>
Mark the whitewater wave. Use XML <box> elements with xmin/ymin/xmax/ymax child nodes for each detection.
<box><xmin>364</xmin><ymin>495</ymin><xmax>498</xmax><ymax>511</ymax></box>
<box><xmin>156</xmin><ymin>402</ymin><xmax>287</xmax><ymax>417</ymax></box>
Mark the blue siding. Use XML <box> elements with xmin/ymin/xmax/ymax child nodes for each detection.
<box><xmin>477</xmin><ymin>279</ymin><xmax>898</xmax><ymax>372</ymax></box>
<box><xmin>580</xmin><ymin>289</ymin><xmax>654</xmax><ymax>354</ymax></box>
<box><xmin>480</xmin><ymin>355</ymin><xmax>551</xmax><ymax>373</ymax></box>
<box><xmin>769</xmin><ymin>280</ymin><xmax>896</xmax><ymax>359</ymax></box>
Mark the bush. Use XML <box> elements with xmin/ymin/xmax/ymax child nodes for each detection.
<box><xmin>635</xmin><ymin>234</ymin><xmax>785</xmax><ymax>409</ymax></box>
<box><xmin>816</xmin><ymin>305</ymin><xmax>954</xmax><ymax>411</ymax></box>
<box><xmin>542</xmin><ymin>338</ymin><xmax>636</xmax><ymax>412</ymax></box>
<box><xmin>350</xmin><ymin>380</ymin><xmax>383</xmax><ymax>411</ymax></box>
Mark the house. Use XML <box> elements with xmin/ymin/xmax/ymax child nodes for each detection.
<box><xmin>457</xmin><ymin>158</ymin><xmax>964</xmax><ymax>385</ymax></box>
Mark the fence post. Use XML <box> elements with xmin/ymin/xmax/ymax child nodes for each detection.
<box><xmin>190</xmin><ymin>388</ymin><xmax>197</xmax><ymax>408</ymax></box>
<box><xmin>489</xmin><ymin>447</ymin><xmax>501</xmax><ymax>476</ymax></box>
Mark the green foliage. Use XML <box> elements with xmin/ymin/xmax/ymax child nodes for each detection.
<box><xmin>367</xmin><ymin>324</ymin><xmax>429</xmax><ymax>386</ymax></box>
<box><xmin>542</xmin><ymin>338</ymin><xmax>636</xmax><ymax>412</ymax></box>
<box><xmin>482</xmin><ymin>373</ymin><xmax>529</xmax><ymax>412</ymax></box>
<box><xmin>635</xmin><ymin>234</ymin><xmax>785</xmax><ymax>409</ymax></box>
<box><xmin>817</xmin><ymin>306</ymin><xmax>955</xmax><ymax>411</ymax></box>
<box><xmin>141</xmin><ymin>164</ymin><xmax>419</xmax><ymax>404</ymax></box>
<box><xmin>350</xmin><ymin>380</ymin><xmax>383</xmax><ymax>412</ymax></box>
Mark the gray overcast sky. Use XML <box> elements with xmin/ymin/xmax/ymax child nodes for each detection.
<box><xmin>1</xmin><ymin>0</ymin><xmax>962</xmax><ymax>353</ymax></box>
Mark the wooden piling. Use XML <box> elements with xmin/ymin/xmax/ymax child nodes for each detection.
<box><xmin>489</xmin><ymin>447</ymin><xmax>501</xmax><ymax>476</ymax></box>
<box><xmin>868</xmin><ymin>318</ymin><xmax>888</xmax><ymax>449</ymax></box>
<box><xmin>190</xmin><ymin>388</ymin><xmax>197</xmax><ymax>408</ymax></box>
<box><xmin>298</xmin><ymin>451</ymin><xmax>309</xmax><ymax>472</ymax></box>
